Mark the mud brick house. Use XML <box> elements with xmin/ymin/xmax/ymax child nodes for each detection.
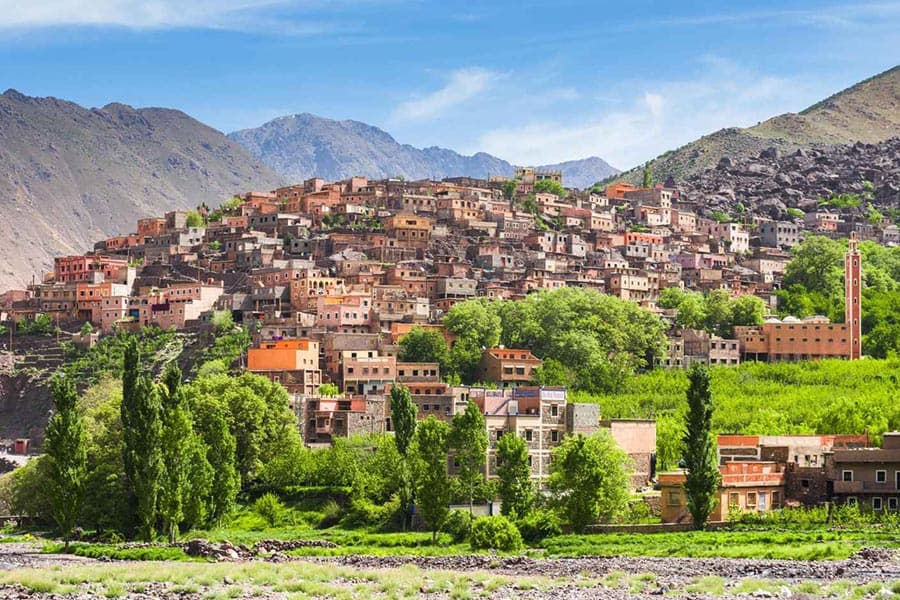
<box><xmin>476</xmin><ymin>348</ymin><xmax>542</xmax><ymax>388</ymax></box>
<box><xmin>832</xmin><ymin>432</ymin><xmax>900</xmax><ymax>512</ymax></box>
<box><xmin>660</xmin><ymin>461</ymin><xmax>787</xmax><ymax>524</ymax></box>
<box><xmin>302</xmin><ymin>394</ymin><xmax>386</xmax><ymax>446</ymax></box>
<box><xmin>248</xmin><ymin>338</ymin><xmax>322</xmax><ymax>397</ymax></box>
<box><xmin>599</xmin><ymin>419</ymin><xmax>657</xmax><ymax>489</ymax></box>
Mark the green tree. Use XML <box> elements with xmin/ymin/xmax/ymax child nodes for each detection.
<box><xmin>642</xmin><ymin>163</ymin><xmax>653</xmax><ymax>188</ymax></box>
<box><xmin>414</xmin><ymin>416</ymin><xmax>452</xmax><ymax>544</ymax></box>
<box><xmin>444</xmin><ymin>299</ymin><xmax>502</xmax><ymax>382</ymax></box>
<box><xmin>548</xmin><ymin>431</ymin><xmax>631</xmax><ymax>533</ymax></box>
<box><xmin>390</xmin><ymin>384</ymin><xmax>418</xmax><ymax>529</ymax></box>
<box><xmin>495</xmin><ymin>432</ymin><xmax>534</xmax><ymax>519</ymax></box>
<box><xmin>398</xmin><ymin>327</ymin><xmax>452</xmax><ymax>377</ymax></box>
<box><xmin>449</xmin><ymin>401</ymin><xmax>488</xmax><ymax>513</ymax></box>
<box><xmin>45</xmin><ymin>373</ymin><xmax>87</xmax><ymax>548</ymax></box>
<box><xmin>534</xmin><ymin>179</ymin><xmax>566</xmax><ymax>197</ymax></box>
<box><xmin>502</xmin><ymin>180</ymin><xmax>517</xmax><ymax>201</ymax></box>
<box><xmin>123</xmin><ymin>374</ymin><xmax>163</xmax><ymax>541</ymax></box>
<box><xmin>783</xmin><ymin>236</ymin><xmax>846</xmax><ymax>298</ymax></box>
<box><xmin>318</xmin><ymin>383</ymin><xmax>340</xmax><ymax>397</ymax></box>
<box><xmin>682</xmin><ymin>364</ymin><xmax>721</xmax><ymax>530</ymax></box>
<box><xmin>185</xmin><ymin>210</ymin><xmax>204</xmax><ymax>228</ymax></box>
<box><xmin>730</xmin><ymin>295</ymin><xmax>766</xmax><ymax>328</ymax></box>
<box><xmin>158</xmin><ymin>364</ymin><xmax>192</xmax><ymax>543</ymax></box>
<box><xmin>189</xmin><ymin>394</ymin><xmax>239</xmax><ymax>524</ymax></box>
<box><xmin>703</xmin><ymin>289</ymin><xmax>734</xmax><ymax>337</ymax></box>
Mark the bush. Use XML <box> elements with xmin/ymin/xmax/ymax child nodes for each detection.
<box><xmin>340</xmin><ymin>495</ymin><xmax>400</xmax><ymax>529</ymax></box>
<box><xmin>252</xmin><ymin>493</ymin><xmax>286</xmax><ymax>527</ymax></box>
<box><xmin>318</xmin><ymin>499</ymin><xmax>342</xmax><ymax>529</ymax></box>
<box><xmin>469</xmin><ymin>515</ymin><xmax>523</xmax><ymax>552</ymax></box>
<box><xmin>516</xmin><ymin>509</ymin><xmax>562</xmax><ymax>543</ymax></box>
<box><xmin>444</xmin><ymin>509</ymin><xmax>473</xmax><ymax>542</ymax></box>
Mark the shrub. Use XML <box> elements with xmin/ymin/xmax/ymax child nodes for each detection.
<box><xmin>444</xmin><ymin>509</ymin><xmax>473</xmax><ymax>542</ymax></box>
<box><xmin>516</xmin><ymin>509</ymin><xmax>562</xmax><ymax>543</ymax></box>
<box><xmin>252</xmin><ymin>493</ymin><xmax>286</xmax><ymax>527</ymax></box>
<box><xmin>469</xmin><ymin>515</ymin><xmax>523</xmax><ymax>552</ymax></box>
<box><xmin>318</xmin><ymin>499</ymin><xmax>342</xmax><ymax>529</ymax></box>
<box><xmin>340</xmin><ymin>495</ymin><xmax>400</xmax><ymax>529</ymax></box>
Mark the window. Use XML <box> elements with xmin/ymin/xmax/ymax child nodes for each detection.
<box><xmin>746</xmin><ymin>492</ymin><xmax>757</xmax><ymax>509</ymax></box>
<box><xmin>728</xmin><ymin>492</ymin><xmax>740</xmax><ymax>508</ymax></box>
<box><xmin>876</xmin><ymin>470</ymin><xmax>887</xmax><ymax>483</ymax></box>
<box><xmin>551</xmin><ymin>430</ymin><xmax>559</xmax><ymax>443</ymax></box>
<box><xmin>550</xmin><ymin>404</ymin><xmax>559</xmax><ymax>417</ymax></box>
<box><xmin>801</xmin><ymin>479</ymin><xmax>810</xmax><ymax>489</ymax></box>
<box><xmin>873</xmin><ymin>497</ymin><xmax>883</xmax><ymax>511</ymax></box>
<box><xmin>847</xmin><ymin>497</ymin><xmax>858</xmax><ymax>506</ymax></box>
<box><xmin>842</xmin><ymin>470</ymin><xmax>853</xmax><ymax>482</ymax></box>
<box><xmin>525</xmin><ymin>430</ymin><xmax>533</xmax><ymax>442</ymax></box>
<box><xmin>889</xmin><ymin>498</ymin><xmax>898</xmax><ymax>510</ymax></box>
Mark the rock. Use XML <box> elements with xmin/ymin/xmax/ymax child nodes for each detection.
<box><xmin>760</xmin><ymin>147</ymin><xmax>780</xmax><ymax>160</ymax></box>
<box><xmin>717</xmin><ymin>157</ymin><xmax>733</xmax><ymax>170</ymax></box>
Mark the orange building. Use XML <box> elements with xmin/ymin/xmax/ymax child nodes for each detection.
<box><xmin>660</xmin><ymin>461</ymin><xmax>786</xmax><ymax>524</ymax></box>
<box><xmin>604</xmin><ymin>183</ymin><xmax>639</xmax><ymax>200</ymax></box>
<box><xmin>248</xmin><ymin>339</ymin><xmax>322</xmax><ymax>397</ymax></box>
<box><xmin>734</xmin><ymin>234</ymin><xmax>862</xmax><ymax>362</ymax></box>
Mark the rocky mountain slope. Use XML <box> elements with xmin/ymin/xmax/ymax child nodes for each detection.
<box><xmin>228</xmin><ymin>113</ymin><xmax>619</xmax><ymax>188</ymax></box>
<box><xmin>679</xmin><ymin>138</ymin><xmax>900</xmax><ymax>221</ymax></box>
<box><xmin>0</xmin><ymin>90</ymin><xmax>284</xmax><ymax>291</ymax></box>
<box><xmin>615</xmin><ymin>65</ymin><xmax>900</xmax><ymax>186</ymax></box>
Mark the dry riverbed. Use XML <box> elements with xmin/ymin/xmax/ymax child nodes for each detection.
<box><xmin>0</xmin><ymin>542</ymin><xmax>898</xmax><ymax>599</ymax></box>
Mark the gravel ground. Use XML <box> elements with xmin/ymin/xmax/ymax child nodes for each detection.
<box><xmin>0</xmin><ymin>542</ymin><xmax>897</xmax><ymax>599</ymax></box>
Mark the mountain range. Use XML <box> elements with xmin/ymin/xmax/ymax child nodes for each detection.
<box><xmin>0</xmin><ymin>65</ymin><xmax>897</xmax><ymax>292</ymax></box>
<box><xmin>227</xmin><ymin>113</ymin><xmax>619</xmax><ymax>188</ymax></box>
<box><xmin>0</xmin><ymin>90</ymin><xmax>285</xmax><ymax>291</ymax></box>
<box><xmin>614</xmin><ymin>65</ymin><xmax>900</xmax><ymax>186</ymax></box>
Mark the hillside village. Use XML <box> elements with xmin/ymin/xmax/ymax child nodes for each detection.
<box><xmin>1</xmin><ymin>151</ymin><xmax>898</xmax><ymax>524</ymax></box>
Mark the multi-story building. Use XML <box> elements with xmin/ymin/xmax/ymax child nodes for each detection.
<box><xmin>247</xmin><ymin>338</ymin><xmax>322</xmax><ymax>397</ymax></box>
<box><xmin>476</xmin><ymin>348</ymin><xmax>542</xmax><ymax>388</ymax></box>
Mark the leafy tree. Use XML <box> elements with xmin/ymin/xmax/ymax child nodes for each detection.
<box><xmin>548</xmin><ymin>431</ymin><xmax>631</xmax><ymax>533</ymax></box>
<box><xmin>502</xmin><ymin>180</ymin><xmax>517</xmax><ymax>201</ymax></box>
<box><xmin>862</xmin><ymin>290</ymin><xmax>900</xmax><ymax>358</ymax></box>
<box><xmin>158</xmin><ymin>364</ymin><xmax>193</xmax><ymax>543</ymax></box>
<box><xmin>444</xmin><ymin>299</ymin><xmax>502</xmax><ymax>382</ymax></box>
<box><xmin>495</xmin><ymin>432</ymin><xmax>534</xmax><ymax>519</ymax></box>
<box><xmin>183</xmin><ymin>372</ymin><xmax>301</xmax><ymax>486</ymax></box>
<box><xmin>390</xmin><ymin>384</ymin><xmax>418</xmax><ymax>529</ymax></box>
<box><xmin>534</xmin><ymin>179</ymin><xmax>566</xmax><ymax>197</ymax></box>
<box><xmin>682</xmin><ymin>364</ymin><xmax>721</xmax><ymax>530</ymax></box>
<box><xmin>318</xmin><ymin>383</ymin><xmax>340</xmax><ymax>397</ymax></box>
<box><xmin>189</xmin><ymin>394</ymin><xmax>239</xmax><ymax>524</ymax></box>
<box><xmin>413</xmin><ymin>416</ymin><xmax>452</xmax><ymax>544</ymax></box>
<box><xmin>730</xmin><ymin>295</ymin><xmax>766</xmax><ymax>328</ymax></box>
<box><xmin>521</xmin><ymin>194</ymin><xmax>539</xmax><ymax>215</ymax></box>
<box><xmin>124</xmin><ymin>373</ymin><xmax>163</xmax><ymax>541</ymax></box>
<box><xmin>530</xmin><ymin>357</ymin><xmax>574</xmax><ymax>387</ymax></box>
<box><xmin>782</xmin><ymin>236</ymin><xmax>845</xmax><ymax>299</ymax></box>
<box><xmin>642</xmin><ymin>163</ymin><xmax>653</xmax><ymax>188</ymax></box>
<box><xmin>703</xmin><ymin>289</ymin><xmax>734</xmax><ymax>337</ymax></box>
<box><xmin>449</xmin><ymin>401</ymin><xmax>488</xmax><ymax>513</ymax></box>
<box><xmin>185</xmin><ymin>210</ymin><xmax>204</xmax><ymax>228</ymax></box>
<box><xmin>398</xmin><ymin>327</ymin><xmax>452</xmax><ymax>377</ymax></box>
<box><xmin>45</xmin><ymin>373</ymin><xmax>87</xmax><ymax>548</ymax></box>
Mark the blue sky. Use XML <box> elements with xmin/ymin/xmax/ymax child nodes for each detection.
<box><xmin>0</xmin><ymin>1</ymin><xmax>897</xmax><ymax>170</ymax></box>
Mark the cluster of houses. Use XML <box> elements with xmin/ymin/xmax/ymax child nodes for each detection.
<box><xmin>661</xmin><ymin>432</ymin><xmax>900</xmax><ymax>523</ymax></box>
<box><xmin>0</xmin><ymin>169</ymin><xmax>893</xmax><ymax>517</ymax></box>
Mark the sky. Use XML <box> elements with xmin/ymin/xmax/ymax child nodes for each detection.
<box><xmin>0</xmin><ymin>0</ymin><xmax>897</xmax><ymax>171</ymax></box>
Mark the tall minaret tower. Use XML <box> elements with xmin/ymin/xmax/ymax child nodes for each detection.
<box><xmin>845</xmin><ymin>232</ymin><xmax>862</xmax><ymax>360</ymax></box>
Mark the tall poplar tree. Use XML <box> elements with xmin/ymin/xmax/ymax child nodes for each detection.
<box><xmin>682</xmin><ymin>364</ymin><xmax>721</xmax><ymax>530</ymax></box>
<box><xmin>414</xmin><ymin>416</ymin><xmax>451</xmax><ymax>544</ymax></box>
<box><xmin>390</xmin><ymin>385</ymin><xmax>418</xmax><ymax>529</ymax></box>
<box><xmin>45</xmin><ymin>373</ymin><xmax>86</xmax><ymax>549</ymax></box>
<box><xmin>159</xmin><ymin>364</ymin><xmax>191</xmax><ymax>543</ymax></box>
<box><xmin>121</xmin><ymin>338</ymin><xmax>163</xmax><ymax>541</ymax></box>
<box><xmin>496</xmin><ymin>433</ymin><xmax>533</xmax><ymax>519</ymax></box>
<box><xmin>450</xmin><ymin>400</ymin><xmax>488</xmax><ymax>513</ymax></box>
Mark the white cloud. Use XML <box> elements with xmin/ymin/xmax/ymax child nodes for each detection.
<box><xmin>0</xmin><ymin>0</ymin><xmax>331</xmax><ymax>32</ymax></box>
<box><xmin>391</xmin><ymin>67</ymin><xmax>498</xmax><ymax>122</ymax></box>
<box><xmin>473</xmin><ymin>59</ymin><xmax>825</xmax><ymax>170</ymax></box>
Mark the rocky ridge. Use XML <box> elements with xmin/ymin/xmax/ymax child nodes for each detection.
<box><xmin>678</xmin><ymin>138</ymin><xmax>900</xmax><ymax>221</ymax></box>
